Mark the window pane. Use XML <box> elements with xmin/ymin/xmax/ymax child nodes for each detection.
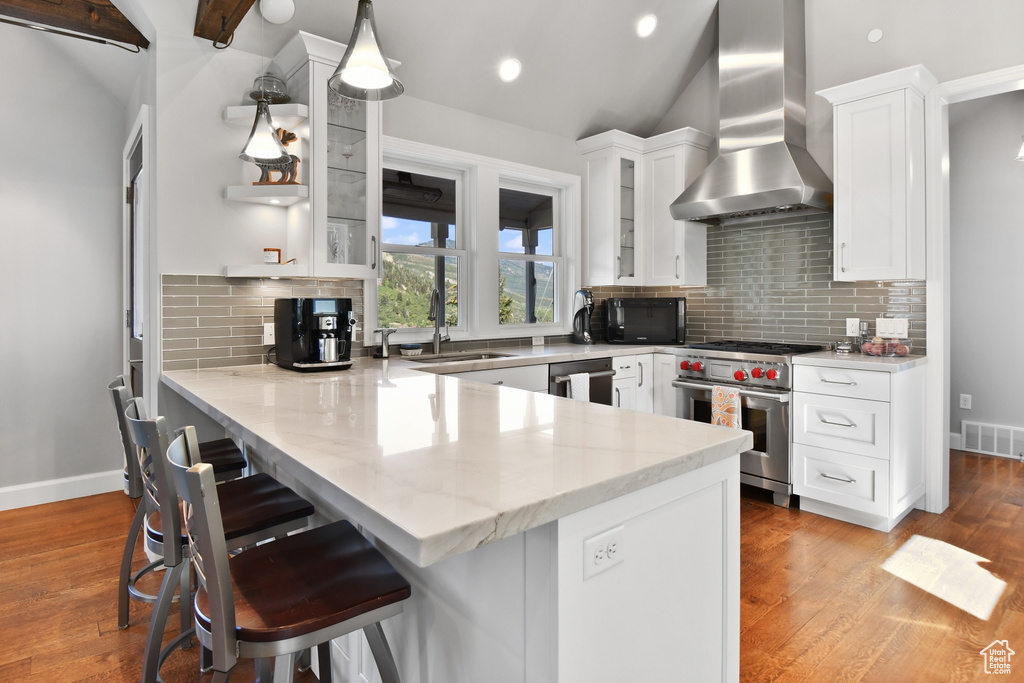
<box><xmin>379</xmin><ymin>254</ymin><xmax>460</xmax><ymax>328</ymax></box>
<box><xmin>499</xmin><ymin>188</ymin><xmax>553</xmax><ymax>256</ymax></box>
<box><xmin>499</xmin><ymin>260</ymin><xmax>555</xmax><ymax>325</ymax></box>
<box><xmin>383</xmin><ymin>169</ymin><xmax>457</xmax><ymax>248</ymax></box>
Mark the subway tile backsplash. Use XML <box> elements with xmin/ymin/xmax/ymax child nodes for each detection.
<box><xmin>161</xmin><ymin>275</ymin><xmax>364</xmax><ymax>371</ymax></box>
<box><xmin>163</xmin><ymin>217</ymin><xmax>926</xmax><ymax>370</ymax></box>
<box><xmin>590</xmin><ymin>217</ymin><xmax>927</xmax><ymax>353</ymax></box>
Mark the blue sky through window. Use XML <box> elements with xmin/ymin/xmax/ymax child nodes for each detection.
<box><xmin>382</xmin><ymin>216</ymin><xmax>433</xmax><ymax>246</ymax></box>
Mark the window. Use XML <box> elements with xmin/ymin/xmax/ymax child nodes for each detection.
<box><xmin>369</xmin><ymin>139</ymin><xmax>580</xmax><ymax>345</ymax></box>
<box><xmin>378</xmin><ymin>167</ymin><xmax>463</xmax><ymax>330</ymax></box>
<box><xmin>498</xmin><ymin>186</ymin><xmax>557</xmax><ymax>325</ymax></box>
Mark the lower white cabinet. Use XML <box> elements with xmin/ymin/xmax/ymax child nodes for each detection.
<box><xmin>450</xmin><ymin>364</ymin><xmax>548</xmax><ymax>392</ymax></box>
<box><xmin>611</xmin><ymin>354</ymin><xmax>655</xmax><ymax>412</ymax></box>
<box><xmin>612</xmin><ymin>355</ymin><xmax>637</xmax><ymax>410</ymax></box>
<box><xmin>792</xmin><ymin>361</ymin><xmax>926</xmax><ymax>531</ymax></box>
<box><xmin>652</xmin><ymin>353</ymin><xmax>678</xmax><ymax>417</ymax></box>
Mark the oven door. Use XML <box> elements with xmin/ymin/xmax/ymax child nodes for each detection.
<box><xmin>672</xmin><ymin>379</ymin><xmax>793</xmax><ymax>505</ymax></box>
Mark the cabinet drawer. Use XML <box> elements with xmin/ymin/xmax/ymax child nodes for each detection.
<box><xmin>794</xmin><ymin>443</ymin><xmax>889</xmax><ymax>516</ymax></box>
<box><xmin>612</xmin><ymin>355</ymin><xmax>637</xmax><ymax>379</ymax></box>
<box><xmin>794</xmin><ymin>365</ymin><xmax>889</xmax><ymax>401</ymax></box>
<box><xmin>451</xmin><ymin>364</ymin><xmax>548</xmax><ymax>392</ymax></box>
<box><xmin>794</xmin><ymin>392</ymin><xmax>890</xmax><ymax>459</ymax></box>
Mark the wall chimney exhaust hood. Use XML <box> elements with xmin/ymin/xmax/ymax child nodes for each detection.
<box><xmin>670</xmin><ymin>0</ymin><xmax>833</xmax><ymax>225</ymax></box>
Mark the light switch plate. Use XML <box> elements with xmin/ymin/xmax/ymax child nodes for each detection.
<box><xmin>263</xmin><ymin>322</ymin><xmax>275</xmax><ymax>345</ymax></box>
<box><xmin>893</xmin><ymin>318</ymin><xmax>909</xmax><ymax>337</ymax></box>
<box><xmin>876</xmin><ymin>318</ymin><xmax>892</xmax><ymax>336</ymax></box>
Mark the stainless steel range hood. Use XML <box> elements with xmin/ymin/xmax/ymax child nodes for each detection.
<box><xmin>670</xmin><ymin>0</ymin><xmax>832</xmax><ymax>225</ymax></box>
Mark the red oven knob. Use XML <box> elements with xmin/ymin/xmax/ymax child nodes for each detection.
<box><xmin>751</xmin><ymin>367</ymin><xmax>764</xmax><ymax>379</ymax></box>
<box><xmin>680</xmin><ymin>361</ymin><xmax>691</xmax><ymax>371</ymax></box>
<box><xmin>734</xmin><ymin>370</ymin><xmax>747</xmax><ymax>381</ymax></box>
<box><xmin>766</xmin><ymin>369</ymin><xmax>779</xmax><ymax>380</ymax></box>
<box><xmin>692</xmin><ymin>361</ymin><xmax>703</xmax><ymax>372</ymax></box>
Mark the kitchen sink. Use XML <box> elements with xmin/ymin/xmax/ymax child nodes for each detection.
<box><xmin>407</xmin><ymin>352</ymin><xmax>515</xmax><ymax>364</ymax></box>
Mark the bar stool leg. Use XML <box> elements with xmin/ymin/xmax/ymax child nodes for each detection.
<box><xmin>364</xmin><ymin>623</ymin><xmax>402</xmax><ymax>683</ymax></box>
<box><xmin>141</xmin><ymin>560</ymin><xmax>190</xmax><ymax>683</ymax></box>
<box><xmin>118</xmin><ymin>502</ymin><xmax>146</xmax><ymax>629</ymax></box>
<box><xmin>317</xmin><ymin>643</ymin><xmax>333</xmax><ymax>683</ymax></box>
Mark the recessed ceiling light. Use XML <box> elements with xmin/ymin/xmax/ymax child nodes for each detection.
<box><xmin>637</xmin><ymin>14</ymin><xmax>657</xmax><ymax>38</ymax></box>
<box><xmin>499</xmin><ymin>58</ymin><xmax>522</xmax><ymax>83</ymax></box>
<box><xmin>867</xmin><ymin>28</ymin><xmax>883</xmax><ymax>43</ymax></box>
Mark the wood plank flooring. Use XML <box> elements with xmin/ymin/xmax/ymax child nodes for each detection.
<box><xmin>1</xmin><ymin>449</ymin><xmax>1022</xmax><ymax>681</ymax></box>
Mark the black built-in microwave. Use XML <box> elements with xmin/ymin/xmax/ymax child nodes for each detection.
<box><xmin>605</xmin><ymin>297</ymin><xmax>686</xmax><ymax>344</ymax></box>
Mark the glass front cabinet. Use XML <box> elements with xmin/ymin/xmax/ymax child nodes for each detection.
<box><xmin>275</xmin><ymin>31</ymin><xmax>382</xmax><ymax>279</ymax></box>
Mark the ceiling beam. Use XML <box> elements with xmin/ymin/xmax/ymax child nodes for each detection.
<box><xmin>194</xmin><ymin>0</ymin><xmax>256</xmax><ymax>46</ymax></box>
<box><xmin>0</xmin><ymin>0</ymin><xmax>148</xmax><ymax>48</ymax></box>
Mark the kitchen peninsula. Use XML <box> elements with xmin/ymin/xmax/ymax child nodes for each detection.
<box><xmin>163</xmin><ymin>354</ymin><xmax>752</xmax><ymax>683</ymax></box>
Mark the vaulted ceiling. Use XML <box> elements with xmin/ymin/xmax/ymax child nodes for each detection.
<box><xmin>0</xmin><ymin>0</ymin><xmax>719</xmax><ymax>142</ymax></box>
<box><xmin>228</xmin><ymin>0</ymin><xmax>720</xmax><ymax>140</ymax></box>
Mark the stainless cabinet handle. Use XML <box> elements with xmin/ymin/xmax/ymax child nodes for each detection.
<box><xmin>840</xmin><ymin>242</ymin><xmax>847</xmax><ymax>273</ymax></box>
<box><xmin>675</xmin><ymin>255</ymin><xmax>680</xmax><ymax>279</ymax></box>
<box><xmin>820</xmin><ymin>472</ymin><xmax>856</xmax><ymax>484</ymax></box>
<box><xmin>615</xmin><ymin>387</ymin><xmax>621</xmax><ymax>407</ymax></box>
<box><xmin>638</xmin><ymin>363</ymin><xmax>644</xmax><ymax>387</ymax></box>
<box><xmin>820</xmin><ymin>417</ymin><xmax>856</xmax><ymax>428</ymax></box>
<box><xmin>371</xmin><ymin>235</ymin><xmax>378</xmax><ymax>270</ymax></box>
<box><xmin>493</xmin><ymin>380</ymin><xmax>504</xmax><ymax>385</ymax></box>
<box><xmin>821</xmin><ymin>378</ymin><xmax>857</xmax><ymax>386</ymax></box>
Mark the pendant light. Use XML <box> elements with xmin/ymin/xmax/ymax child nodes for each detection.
<box><xmin>239</xmin><ymin>15</ymin><xmax>289</xmax><ymax>162</ymax></box>
<box><xmin>1015</xmin><ymin>135</ymin><xmax>1024</xmax><ymax>162</ymax></box>
<box><xmin>328</xmin><ymin>0</ymin><xmax>403</xmax><ymax>101</ymax></box>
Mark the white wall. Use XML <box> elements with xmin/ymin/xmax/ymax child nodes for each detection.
<box><xmin>0</xmin><ymin>23</ymin><xmax>130</xmax><ymax>506</ymax></box>
<box><xmin>384</xmin><ymin>95</ymin><xmax>583</xmax><ymax>177</ymax></box>
<box><xmin>948</xmin><ymin>91</ymin><xmax>1024</xmax><ymax>432</ymax></box>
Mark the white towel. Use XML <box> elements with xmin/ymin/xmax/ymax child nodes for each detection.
<box><xmin>567</xmin><ymin>372</ymin><xmax>590</xmax><ymax>402</ymax></box>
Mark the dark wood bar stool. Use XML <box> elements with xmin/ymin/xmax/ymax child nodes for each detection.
<box><xmin>108</xmin><ymin>376</ymin><xmax>251</xmax><ymax>633</ymax></box>
<box><xmin>167</xmin><ymin>431</ymin><xmax>412</xmax><ymax>683</ymax></box>
<box><xmin>124</xmin><ymin>399</ymin><xmax>316</xmax><ymax>683</ymax></box>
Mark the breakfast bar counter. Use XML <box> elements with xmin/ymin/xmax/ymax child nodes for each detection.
<box><xmin>162</xmin><ymin>359</ymin><xmax>751</xmax><ymax>683</ymax></box>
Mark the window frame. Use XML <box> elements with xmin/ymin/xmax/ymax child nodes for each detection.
<box><xmin>364</xmin><ymin>137</ymin><xmax>581</xmax><ymax>346</ymax></box>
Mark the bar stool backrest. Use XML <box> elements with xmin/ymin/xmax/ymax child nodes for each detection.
<box><xmin>124</xmin><ymin>397</ymin><xmax>185</xmax><ymax>568</ymax></box>
<box><xmin>107</xmin><ymin>376</ymin><xmax>144</xmax><ymax>500</ymax></box>
<box><xmin>167</xmin><ymin>432</ymin><xmax>239</xmax><ymax>673</ymax></box>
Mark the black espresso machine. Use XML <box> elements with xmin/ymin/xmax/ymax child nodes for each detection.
<box><xmin>274</xmin><ymin>298</ymin><xmax>357</xmax><ymax>371</ymax></box>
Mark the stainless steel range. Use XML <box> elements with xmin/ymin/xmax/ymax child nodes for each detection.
<box><xmin>671</xmin><ymin>340</ymin><xmax>822</xmax><ymax>507</ymax></box>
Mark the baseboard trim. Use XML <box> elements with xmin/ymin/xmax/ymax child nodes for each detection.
<box><xmin>949</xmin><ymin>432</ymin><xmax>962</xmax><ymax>450</ymax></box>
<box><xmin>0</xmin><ymin>469</ymin><xmax>123</xmax><ymax>512</ymax></box>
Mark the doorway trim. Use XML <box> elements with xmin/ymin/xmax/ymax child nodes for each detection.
<box><xmin>924</xmin><ymin>64</ymin><xmax>1024</xmax><ymax>513</ymax></box>
<box><xmin>122</xmin><ymin>105</ymin><xmax>150</xmax><ymax>396</ymax></box>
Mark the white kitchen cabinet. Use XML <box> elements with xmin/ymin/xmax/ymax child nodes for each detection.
<box><xmin>818</xmin><ymin>65</ymin><xmax>936</xmax><ymax>282</ymax></box>
<box><xmin>652</xmin><ymin>352</ymin><xmax>679</xmax><ymax>417</ymax></box>
<box><xmin>236</xmin><ymin>31</ymin><xmax>381</xmax><ymax>280</ymax></box>
<box><xmin>577</xmin><ymin>128</ymin><xmax>711</xmax><ymax>287</ymax></box>
<box><xmin>635</xmin><ymin>354</ymin><xmax>655</xmax><ymax>413</ymax></box>
<box><xmin>792</xmin><ymin>361</ymin><xmax>926</xmax><ymax>532</ymax></box>
<box><xmin>612</xmin><ymin>355</ymin><xmax>637</xmax><ymax>410</ymax></box>
<box><xmin>449</xmin><ymin>364</ymin><xmax>548</xmax><ymax>392</ymax></box>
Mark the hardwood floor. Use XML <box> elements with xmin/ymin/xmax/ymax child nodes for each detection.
<box><xmin>1</xmin><ymin>450</ymin><xmax>1022</xmax><ymax>681</ymax></box>
<box><xmin>0</xmin><ymin>492</ymin><xmax>316</xmax><ymax>682</ymax></box>
<box><xmin>741</xmin><ymin>450</ymin><xmax>1024</xmax><ymax>682</ymax></box>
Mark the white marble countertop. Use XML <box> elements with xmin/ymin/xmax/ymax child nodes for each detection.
<box><xmin>793</xmin><ymin>350</ymin><xmax>927</xmax><ymax>373</ymax></box>
<box><xmin>162</xmin><ymin>355</ymin><xmax>750</xmax><ymax>567</ymax></box>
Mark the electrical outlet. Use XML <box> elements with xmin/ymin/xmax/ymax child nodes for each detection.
<box><xmin>532</xmin><ymin>336</ymin><xmax>544</xmax><ymax>346</ymax></box>
<box><xmin>582</xmin><ymin>525</ymin><xmax>625</xmax><ymax>580</ymax></box>
<box><xmin>263</xmin><ymin>322</ymin><xmax>275</xmax><ymax>346</ymax></box>
<box><xmin>959</xmin><ymin>394</ymin><xmax>972</xmax><ymax>410</ymax></box>
<box><xmin>845</xmin><ymin>318</ymin><xmax>860</xmax><ymax>336</ymax></box>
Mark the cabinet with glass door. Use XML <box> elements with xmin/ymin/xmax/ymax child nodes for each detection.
<box><xmin>274</xmin><ymin>31</ymin><xmax>381</xmax><ymax>279</ymax></box>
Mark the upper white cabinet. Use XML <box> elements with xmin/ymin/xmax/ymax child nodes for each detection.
<box><xmin>577</xmin><ymin>128</ymin><xmax>711</xmax><ymax>287</ymax></box>
<box><xmin>276</xmin><ymin>32</ymin><xmax>382</xmax><ymax>279</ymax></box>
<box><xmin>818</xmin><ymin>66</ymin><xmax>936</xmax><ymax>282</ymax></box>
<box><xmin>224</xmin><ymin>32</ymin><xmax>382</xmax><ymax>279</ymax></box>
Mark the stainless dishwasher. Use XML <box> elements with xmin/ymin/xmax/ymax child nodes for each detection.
<box><xmin>548</xmin><ymin>358</ymin><xmax>614</xmax><ymax>405</ymax></box>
